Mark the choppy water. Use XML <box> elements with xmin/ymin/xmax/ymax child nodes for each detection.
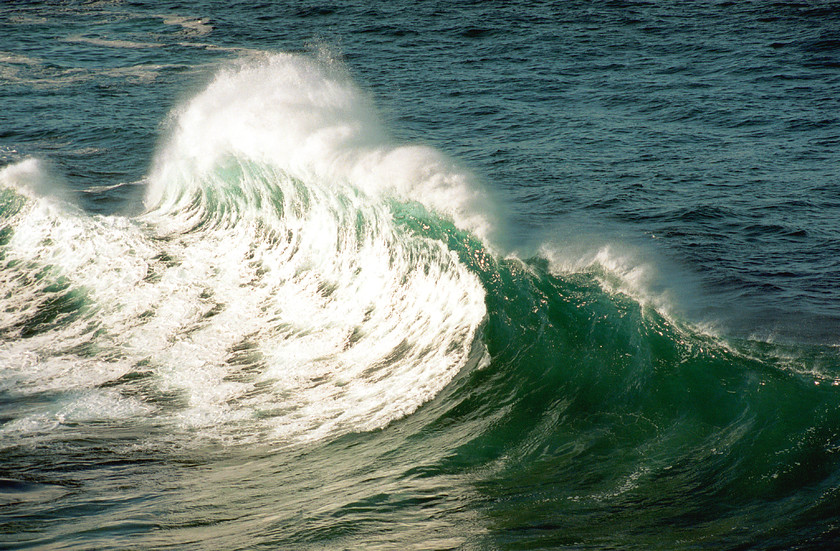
<box><xmin>1</xmin><ymin>2</ymin><xmax>839</xmax><ymax>549</ymax></box>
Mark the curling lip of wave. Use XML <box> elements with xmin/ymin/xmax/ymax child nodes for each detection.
<box><xmin>145</xmin><ymin>52</ymin><xmax>498</xmax><ymax>245</ymax></box>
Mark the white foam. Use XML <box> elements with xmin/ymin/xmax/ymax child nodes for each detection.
<box><xmin>1</xmin><ymin>158</ymin><xmax>56</xmax><ymax>195</ymax></box>
<box><xmin>161</xmin><ymin>15</ymin><xmax>213</xmax><ymax>37</ymax></box>
<box><xmin>0</xmin><ymin>54</ymin><xmax>492</xmax><ymax>447</ymax></box>
<box><xmin>63</xmin><ymin>35</ymin><xmax>162</xmax><ymax>49</ymax></box>
<box><xmin>0</xmin><ymin>51</ymin><xmax>42</xmax><ymax>65</ymax></box>
<box><xmin>538</xmin><ymin>242</ymin><xmax>673</xmax><ymax>312</ymax></box>
<box><xmin>537</xmin><ymin>239</ymin><xmax>730</xmax><ymax>344</ymax></box>
<box><xmin>0</xmin><ymin>389</ymin><xmax>151</xmax><ymax>446</ymax></box>
<box><xmin>146</xmin><ymin>52</ymin><xmax>499</xmax><ymax>245</ymax></box>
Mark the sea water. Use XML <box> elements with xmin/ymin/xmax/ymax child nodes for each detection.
<box><xmin>1</xmin><ymin>2</ymin><xmax>839</xmax><ymax>549</ymax></box>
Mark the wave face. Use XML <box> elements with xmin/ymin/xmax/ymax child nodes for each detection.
<box><xmin>1</xmin><ymin>52</ymin><xmax>839</xmax><ymax>550</ymax></box>
<box><xmin>441</xmin><ymin>248</ymin><xmax>840</xmax><ymax>549</ymax></box>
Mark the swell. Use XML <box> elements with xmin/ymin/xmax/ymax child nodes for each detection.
<box><xmin>2</xmin><ymin>52</ymin><xmax>840</xmax><ymax>550</ymax></box>
<box><xmin>1</xmin><ymin>53</ymin><xmax>839</xmax><ymax>508</ymax></box>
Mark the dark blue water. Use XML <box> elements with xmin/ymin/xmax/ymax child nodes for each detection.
<box><xmin>1</xmin><ymin>1</ymin><xmax>839</xmax><ymax>549</ymax></box>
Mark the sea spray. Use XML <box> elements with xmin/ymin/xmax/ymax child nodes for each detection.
<box><xmin>146</xmin><ymin>53</ymin><xmax>499</xmax><ymax>244</ymax></box>
<box><xmin>0</xmin><ymin>54</ymin><xmax>491</xmax><ymax>446</ymax></box>
<box><xmin>3</xmin><ymin>2</ymin><xmax>840</xmax><ymax>547</ymax></box>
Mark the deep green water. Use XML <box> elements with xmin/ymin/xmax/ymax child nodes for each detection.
<box><xmin>2</xmin><ymin>2</ymin><xmax>840</xmax><ymax>549</ymax></box>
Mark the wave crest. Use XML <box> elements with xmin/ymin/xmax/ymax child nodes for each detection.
<box><xmin>0</xmin><ymin>54</ymin><xmax>491</xmax><ymax>447</ymax></box>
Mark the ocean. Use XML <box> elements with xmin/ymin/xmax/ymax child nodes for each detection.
<box><xmin>1</xmin><ymin>1</ymin><xmax>839</xmax><ymax>549</ymax></box>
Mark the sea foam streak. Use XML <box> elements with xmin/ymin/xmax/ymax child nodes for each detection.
<box><xmin>0</xmin><ymin>53</ymin><xmax>489</xmax><ymax>446</ymax></box>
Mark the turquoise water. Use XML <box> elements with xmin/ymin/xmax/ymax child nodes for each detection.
<box><xmin>2</xmin><ymin>2</ymin><xmax>840</xmax><ymax>549</ymax></box>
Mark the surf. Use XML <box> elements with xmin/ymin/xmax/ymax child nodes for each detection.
<box><xmin>1</xmin><ymin>53</ymin><xmax>838</xmax><ymax>474</ymax></box>
<box><xmin>0</xmin><ymin>53</ymin><xmax>492</xmax><ymax>447</ymax></box>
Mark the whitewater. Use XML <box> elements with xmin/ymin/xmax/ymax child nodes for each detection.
<box><xmin>1</xmin><ymin>53</ymin><xmax>494</xmax><ymax>446</ymax></box>
<box><xmin>2</xmin><ymin>2</ymin><xmax>840</xmax><ymax>549</ymax></box>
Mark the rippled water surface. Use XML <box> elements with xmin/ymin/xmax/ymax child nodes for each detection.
<box><xmin>2</xmin><ymin>2</ymin><xmax>839</xmax><ymax>549</ymax></box>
